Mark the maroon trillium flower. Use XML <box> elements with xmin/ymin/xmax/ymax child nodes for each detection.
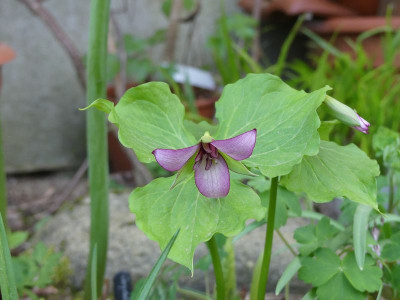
<box><xmin>152</xmin><ymin>129</ymin><xmax>257</xmax><ymax>198</ymax></box>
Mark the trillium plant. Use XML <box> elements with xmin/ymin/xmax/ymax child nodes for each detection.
<box><xmin>86</xmin><ymin>74</ymin><xmax>379</xmax><ymax>299</ymax></box>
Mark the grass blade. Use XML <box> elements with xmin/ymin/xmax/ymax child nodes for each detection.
<box><xmin>134</xmin><ymin>229</ymin><xmax>180</xmax><ymax>300</ymax></box>
<box><xmin>0</xmin><ymin>214</ymin><xmax>18</xmax><ymax>300</ymax></box>
<box><xmin>0</xmin><ymin>120</ymin><xmax>7</xmax><ymax>230</ymax></box>
<box><xmin>83</xmin><ymin>0</ymin><xmax>111</xmax><ymax>298</ymax></box>
<box><xmin>275</xmin><ymin>257</ymin><xmax>301</xmax><ymax>295</ymax></box>
<box><xmin>353</xmin><ymin>204</ymin><xmax>372</xmax><ymax>270</ymax></box>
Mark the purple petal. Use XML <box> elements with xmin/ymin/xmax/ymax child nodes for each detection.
<box><xmin>353</xmin><ymin>113</ymin><xmax>370</xmax><ymax>134</ymax></box>
<box><xmin>153</xmin><ymin>144</ymin><xmax>199</xmax><ymax>172</ymax></box>
<box><xmin>211</xmin><ymin>129</ymin><xmax>257</xmax><ymax>161</ymax></box>
<box><xmin>194</xmin><ymin>155</ymin><xmax>230</xmax><ymax>198</ymax></box>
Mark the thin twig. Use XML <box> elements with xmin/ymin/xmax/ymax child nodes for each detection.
<box><xmin>251</xmin><ymin>0</ymin><xmax>262</xmax><ymax>62</ymax></box>
<box><xmin>36</xmin><ymin>160</ymin><xmax>88</xmax><ymax>218</ymax></box>
<box><xmin>164</xmin><ymin>0</ymin><xmax>183</xmax><ymax>61</ymax></box>
<box><xmin>19</xmin><ymin>0</ymin><xmax>86</xmax><ymax>89</ymax></box>
<box><xmin>276</xmin><ymin>229</ymin><xmax>297</xmax><ymax>257</ymax></box>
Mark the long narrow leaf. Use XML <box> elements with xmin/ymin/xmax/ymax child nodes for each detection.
<box><xmin>0</xmin><ymin>215</ymin><xmax>18</xmax><ymax>300</ymax></box>
<box><xmin>353</xmin><ymin>204</ymin><xmax>372</xmax><ymax>270</ymax></box>
<box><xmin>289</xmin><ymin>210</ymin><xmax>345</xmax><ymax>231</ymax></box>
<box><xmin>91</xmin><ymin>245</ymin><xmax>98</xmax><ymax>300</ymax></box>
<box><xmin>134</xmin><ymin>229</ymin><xmax>180</xmax><ymax>300</ymax></box>
<box><xmin>83</xmin><ymin>0</ymin><xmax>111</xmax><ymax>298</ymax></box>
<box><xmin>275</xmin><ymin>257</ymin><xmax>301</xmax><ymax>295</ymax></box>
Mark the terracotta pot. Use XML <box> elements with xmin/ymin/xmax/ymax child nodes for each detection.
<box><xmin>0</xmin><ymin>43</ymin><xmax>15</xmax><ymax>66</ymax></box>
<box><xmin>0</xmin><ymin>43</ymin><xmax>16</xmax><ymax>91</ymax></box>
<box><xmin>238</xmin><ymin>0</ymin><xmax>355</xmax><ymax>18</ymax></box>
<box><xmin>337</xmin><ymin>0</ymin><xmax>379</xmax><ymax>15</ymax></box>
<box><xmin>196</xmin><ymin>97</ymin><xmax>218</xmax><ymax>119</ymax></box>
<box><xmin>306</xmin><ymin>16</ymin><xmax>400</xmax><ymax>67</ymax></box>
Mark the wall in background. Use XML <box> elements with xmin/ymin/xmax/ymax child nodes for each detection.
<box><xmin>0</xmin><ymin>0</ymin><xmax>238</xmax><ymax>173</ymax></box>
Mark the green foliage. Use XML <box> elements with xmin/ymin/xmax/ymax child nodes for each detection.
<box><xmin>208</xmin><ymin>12</ymin><xmax>257</xmax><ymax>85</ymax></box>
<box><xmin>215</xmin><ymin>74</ymin><xmax>330</xmax><ymax>178</ymax></box>
<box><xmin>289</xmin><ymin>26</ymin><xmax>400</xmax><ymax>153</ymax></box>
<box><xmin>299</xmin><ymin>248</ymin><xmax>382</xmax><ymax>299</ymax></box>
<box><xmin>381</xmin><ymin>231</ymin><xmax>400</xmax><ymax>261</ymax></box>
<box><xmin>130</xmin><ymin>176</ymin><xmax>264</xmax><ymax>271</ymax></box>
<box><xmin>282</xmin><ymin>141</ymin><xmax>380</xmax><ymax>208</ymax></box>
<box><xmin>86</xmin><ymin>82</ymin><xmax>197</xmax><ymax>163</ymax></box>
<box><xmin>12</xmin><ymin>243</ymin><xmax>67</xmax><ymax>299</ymax></box>
<box><xmin>0</xmin><ymin>215</ymin><xmax>18</xmax><ymax>300</ymax></box>
<box><xmin>294</xmin><ymin>217</ymin><xmax>339</xmax><ymax>256</ymax></box>
<box><xmin>373</xmin><ymin>126</ymin><xmax>400</xmax><ymax>171</ymax></box>
<box><xmin>133</xmin><ymin>229</ymin><xmax>180</xmax><ymax>300</ymax></box>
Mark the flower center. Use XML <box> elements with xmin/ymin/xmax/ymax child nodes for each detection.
<box><xmin>194</xmin><ymin>142</ymin><xmax>219</xmax><ymax>171</ymax></box>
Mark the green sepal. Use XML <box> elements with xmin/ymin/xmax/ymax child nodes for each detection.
<box><xmin>170</xmin><ymin>155</ymin><xmax>196</xmax><ymax>190</ymax></box>
<box><xmin>221</xmin><ymin>152</ymin><xmax>257</xmax><ymax>177</ymax></box>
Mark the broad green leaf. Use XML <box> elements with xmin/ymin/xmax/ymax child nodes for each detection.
<box><xmin>87</xmin><ymin>82</ymin><xmax>197</xmax><ymax>163</ymax></box>
<box><xmin>275</xmin><ymin>257</ymin><xmax>301</xmax><ymax>295</ymax></box>
<box><xmin>299</xmin><ymin>248</ymin><xmax>341</xmax><ymax>286</ymax></box>
<box><xmin>215</xmin><ymin>73</ymin><xmax>330</xmax><ymax>178</ymax></box>
<box><xmin>134</xmin><ymin>229</ymin><xmax>180</xmax><ymax>300</ymax></box>
<box><xmin>282</xmin><ymin>141</ymin><xmax>380</xmax><ymax>209</ymax></box>
<box><xmin>183</xmin><ymin>120</ymin><xmax>218</xmax><ymax>141</ymax></box>
<box><xmin>316</xmin><ymin>273</ymin><xmax>365</xmax><ymax>300</ymax></box>
<box><xmin>0</xmin><ymin>215</ymin><xmax>18</xmax><ymax>300</ymax></box>
<box><xmin>353</xmin><ymin>204</ymin><xmax>372</xmax><ymax>270</ymax></box>
<box><xmin>130</xmin><ymin>176</ymin><xmax>265</xmax><ymax>271</ymax></box>
<box><xmin>342</xmin><ymin>252</ymin><xmax>382</xmax><ymax>293</ymax></box>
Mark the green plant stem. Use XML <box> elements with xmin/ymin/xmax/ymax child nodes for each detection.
<box><xmin>177</xmin><ymin>287</ymin><xmax>212</xmax><ymax>300</ymax></box>
<box><xmin>257</xmin><ymin>177</ymin><xmax>278</xmax><ymax>300</ymax></box>
<box><xmin>206</xmin><ymin>235</ymin><xmax>225</xmax><ymax>300</ymax></box>
<box><xmin>83</xmin><ymin>0</ymin><xmax>111</xmax><ymax>298</ymax></box>
<box><xmin>276</xmin><ymin>229</ymin><xmax>297</xmax><ymax>256</ymax></box>
<box><xmin>0</xmin><ymin>112</ymin><xmax>7</xmax><ymax>231</ymax></box>
<box><xmin>388</xmin><ymin>171</ymin><xmax>395</xmax><ymax>213</ymax></box>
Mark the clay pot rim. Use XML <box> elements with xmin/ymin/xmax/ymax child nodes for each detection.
<box><xmin>0</xmin><ymin>43</ymin><xmax>16</xmax><ymax>66</ymax></box>
<box><xmin>306</xmin><ymin>16</ymin><xmax>400</xmax><ymax>34</ymax></box>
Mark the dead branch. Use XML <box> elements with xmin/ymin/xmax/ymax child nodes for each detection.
<box><xmin>251</xmin><ymin>0</ymin><xmax>262</xmax><ymax>62</ymax></box>
<box><xmin>19</xmin><ymin>0</ymin><xmax>86</xmax><ymax>89</ymax></box>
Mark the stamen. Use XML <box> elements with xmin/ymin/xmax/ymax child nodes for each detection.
<box><xmin>205</xmin><ymin>157</ymin><xmax>212</xmax><ymax>170</ymax></box>
<box><xmin>202</xmin><ymin>143</ymin><xmax>212</xmax><ymax>153</ymax></box>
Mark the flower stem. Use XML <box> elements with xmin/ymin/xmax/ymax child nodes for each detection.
<box><xmin>257</xmin><ymin>177</ymin><xmax>278</xmax><ymax>300</ymax></box>
<box><xmin>206</xmin><ymin>235</ymin><xmax>225</xmax><ymax>300</ymax></box>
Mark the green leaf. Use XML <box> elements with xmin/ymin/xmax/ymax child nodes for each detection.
<box><xmin>353</xmin><ymin>204</ymin><xmax>372</xmax><ymax>270</ymax></box>
<box><xmin>372</xmin><ymin>126</ymin><xmax>399</xmax><ymax>154</ymax></box>
<box><xmin>316</xmin><ymin>273</ymin><xmax>365</xmax><ymax>300</ymax></box>
<box><xmin>275</xmin><ymin>257</ymin><xmax>301</xmax><ymax>295</ymax></box>
<box><xmin>381</xmin><ymin>231</ymin><xmax>400</xmax><ymax>261</ymax></box>
<box><xmin>183</xmin><ymin>120</ymin><xmax>218</xmax><ymax>141</ymax></box>
<box><xmin>282</xmin><ymin>141</ymin><xmax>380</xmax><ymax>209</ymax></box>
<box><xmin>7</xmin><ymin>231</ymin><xmax>28</xmax><ymax>250</ymax></box>
<box><xmin>299</xmin><ymin>248</ymin><xmax>341</xmax><ymax>286</ymax></box>
<box><xmin>91</xmin><ymin>245</ymin><xmax>97</xmax><ymax>300</ymax></box>
<box><xmin>0</xmin><ymin>214</ymin><xmax>18</xmax><ymax>300</ymax></box>
<box><xmin>88</xmin><ymin>82</ymin><xmax>197</xmax><ymax>163</ymax></box>
<box><xmin>134</xmin><ymin>229</ymin><xmax>180</xmax><ymax>300</ymax></box>
<box><xmin>318</xmin><ymin>120</ymin><xmax>339</xmax><ymax>141</ymax></box>
<box><xmin>130</xmin><ymin>176</ymin><xmax>265</xmax><ymax>271</ymax></box>
<box><xmin>215</xmin><ymin>73</ymin><xmax>330</xmax><ymax>178</ymax></box>
<box><xmin>342</xmin><ymin>252</ymin><xmax>382</xmax><ymax>293</ymax></box>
